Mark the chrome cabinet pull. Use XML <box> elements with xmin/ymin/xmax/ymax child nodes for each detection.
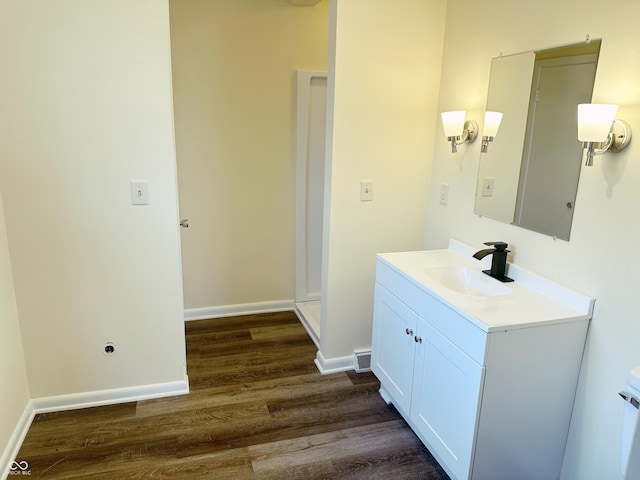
<box><xmin>180</xmin><ymin>218</ymin><xmax>189</xmax><ymax>228</ymax></box>
<box><xmin>405</xmin><ymin>328</ymin><xmax>413</xmax><ymax>336</ymax></box>
<box><xmin>414</xmin><ymin>336</ymin><xmax>422</xmax><ymax>344</ymax></box>
<box><xmin>620</xmin><ymin>391</ymin><xmax>640</xmax><ymax>409</ymax></box>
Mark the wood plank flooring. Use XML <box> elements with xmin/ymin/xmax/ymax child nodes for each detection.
<box><xmin>11</xmin><ymin>312</ymin><xmax>450</xmax><ymax>479</ymax></box>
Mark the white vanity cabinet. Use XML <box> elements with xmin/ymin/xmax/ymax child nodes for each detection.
<box><xmin>372</xmin><ymin>283</ymin><xmax>484</xmax><ymax>480</ymax></box>
<box><xmin>410</xmin><ymin>314</ymin><xmax>485</xmax><ymax>480</ymax></box>
<box><xmin>371</xmin><ymin>284</ymin><xmax>418</xmax><ymax>415</ymax></box>
<box><xmin>371</xmin><ymin>245</ymin><xmax>593</xmax><ymax>480</ymax></box>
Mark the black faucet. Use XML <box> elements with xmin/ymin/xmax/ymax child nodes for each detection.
<box><xmin>472</xmin><ymin>241</ymin><xmax>514</xmax><ymax>283</ymax></box>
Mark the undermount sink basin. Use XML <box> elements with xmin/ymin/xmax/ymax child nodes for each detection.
<box><xmin>424</xmin><ymin>265</ymin><xmax>512</xmax><ymax>297</ymax></box>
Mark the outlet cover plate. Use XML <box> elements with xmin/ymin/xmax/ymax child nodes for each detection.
<box><xmin>440</xmin><ymin>183</ymin><xmax>450</xmax><ymax>205</ymax></box>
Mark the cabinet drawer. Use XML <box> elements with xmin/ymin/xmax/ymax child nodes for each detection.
<box><xmin>376</xmin><ymin>259</ymin><xmax>487</xmax><ymax>365</ymax></box>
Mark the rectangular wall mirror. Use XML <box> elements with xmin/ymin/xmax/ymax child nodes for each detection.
<box><xmin>474</xmin><ymin>40</ymin><xmax>601</xmax><ymax>240</ymax></box>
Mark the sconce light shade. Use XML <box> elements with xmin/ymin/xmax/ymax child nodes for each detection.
<box><xmin>577</xmin><ymin>103</ymin><xmax>631</xmax><ymax>166</ymax></box>
<box><xmin>441</xmin><ymin>110</ymin><xmax>467</xmax><ymax>137</ymax></box>
<box><xmin>480</xmin><ymin>111</ymin><xmax>503</xmax><ymax>153</ymax></box>
<box><xmin>441</xmin><ymin>110</ymin><xmax>477</xmax><ymax>153</ymax></box>
<box><xmin>483</xmin><ymin>111</ymin><xmax>503</xmax><ymax>138</ymax></box>
<box><xmin>578</xmin><ymin>104</ymin><xmax>618</xmax><ymax>142</ymax></box>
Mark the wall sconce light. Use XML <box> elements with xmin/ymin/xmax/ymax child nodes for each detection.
<box><xmin>578</xmin><ymin>103</ymin><xmax>632</xmax><ymax>166</ymax></box>
<box><xmin>481</xmin><ymin>111</ymin><xmax>503</xmax><ymax>153</ymax></box>
<box><xmin>441</xmin><ymin>110</ymin><xmax>478</xmax><ymax>153</ymax></box>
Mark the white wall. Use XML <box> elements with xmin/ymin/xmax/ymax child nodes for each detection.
<box><xmin>0</xmin><ymin>192</ymin><xmax>30</xmax><ymax>471</ymax></box>
<box><xmin>428</xmin><ymin>1</ymin><xmax>640</xmax><ymax>478</ymax></box>
<box><xmin>0</xmin><ymin>0</ymin><xmax>187</xmax><ymax>398</ymax></box>
<box><xmin>321</xmin><ymin>0</ymin><xmax>447</xmax><ymax>362</ymax></box>
<box><xmin>169</xmin><ymin>0</ymin><xmax>329</xmax><ymax>311</ymax></box>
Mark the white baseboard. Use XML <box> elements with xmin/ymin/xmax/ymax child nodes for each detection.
<box><xmin>31</xmin><ymin>378</ymin><xmax>190</xmax><ymax>414</ymax></box>
<box><xmin>1</xmin><ymin>401</ymin><xmax>35</xmax><ymax>479</ymax></box>
<box><xmin>293</xmin><ymin>303</ymin><xmax>320</xmax><ymax>349</ymax></box>
<box><xmin>184</xmin><ymin>300</ymin><xmax>294</xmax><ymax>321</ymax></box>
<box><xmin>314</xmin><ymin>351</ymin><xmax>354</xmax><ymax>375</ymax></box>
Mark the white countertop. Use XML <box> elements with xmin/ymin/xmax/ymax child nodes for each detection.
<box><xmin>377</xmin><ymin>239</ymin><xmax>595</xmax><ymax>332</ymax></box>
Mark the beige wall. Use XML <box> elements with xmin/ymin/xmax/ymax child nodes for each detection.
<box><xmin>429</xmin><ymin>1</ymin><xmax>640</xmax><ymax>478</ymax></box>
<box><xmin>170</xmin><ymin>0</ymin><xmax>329</xmax><ymax>310</ymax></box>
<box><xmin>321</xmin><ymin>0</ymin><xmax>447</xmax><ymax>361</ymax></box>
<box><xmin>0</xmin><ymin>0</ymin><xmax>186</xmax><ymax>398</ymax></box>
<box><xmin>0</xmin><ymin>192</ymin><xmax>30</xmax><ymax>469</ymax></box>
<box><xmin>3</xmin><ymin>1</ymin><xmax>632</xmax><ymax>477</ymax></box>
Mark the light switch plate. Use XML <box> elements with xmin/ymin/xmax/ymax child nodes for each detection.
<box><xmin>130</xmin><ymin>181</ymin><xmax>149</xmax><ymax>205</ymax></box>
<box><xmin>481</xmin><ymin>177</ymin><xmax>495</xmax><ymax>197</ymax></box>
<box><xmin>360</xmin><ymin>181</ymin><xmax>373</xmax><ymax>202</ymax></box>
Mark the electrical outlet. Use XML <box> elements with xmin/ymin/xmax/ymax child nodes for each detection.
<box><xmin>482</xmin><ymin>177</ymin><xmax>495</xmax><ymax>197</ymax></box>
<box><xmin>440</xmin><ymin>183</ymin><xmax>450</xmax><ymax>205</ymax></box>
<box><xmin>360</xmin><ymin>181</ymin><xmax>373</xmax><ymax>201</ymax></box>
<box><xmin>104</xmin><ymin>342</ymin><xmax>116</xmax><ymax>356</ymax></box>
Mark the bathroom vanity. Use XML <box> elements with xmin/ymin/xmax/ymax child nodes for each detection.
<box><xmin>371</xmin><ymin>240</ymin><xmax>594</xmax><ymax>480</ymax></box>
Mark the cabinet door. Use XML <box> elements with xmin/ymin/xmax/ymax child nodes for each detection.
<box><xmin>371</xmin><ymin>283</ymin><xmax>418</xmax><ymax>415</ymax></box>
<box><xmin>410</xmin><ymin>316</ymin><xmax>485</xmax><ymax>480</ymax></box>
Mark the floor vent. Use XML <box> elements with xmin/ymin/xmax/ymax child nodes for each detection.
<box><xmin>354</xmin><ymin>350</ymin><xmax>372</xmax><ymax>373</ymax></box>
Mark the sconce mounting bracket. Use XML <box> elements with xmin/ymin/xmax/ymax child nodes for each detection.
<box><xmin>464</xmin><ymin>120</ymin><xmax>479</xmax><ymax>144</ymax></box>
<box><xmin>608</xmin><ymin>119</ymin><xmax>632</xmax><ymax>153</ymax></box>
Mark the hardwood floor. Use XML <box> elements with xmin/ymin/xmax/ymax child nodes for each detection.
<box><xmin>11</xmin><ymin>312</ymin><xmax>450</xmax><ymax>479</ymax></box>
